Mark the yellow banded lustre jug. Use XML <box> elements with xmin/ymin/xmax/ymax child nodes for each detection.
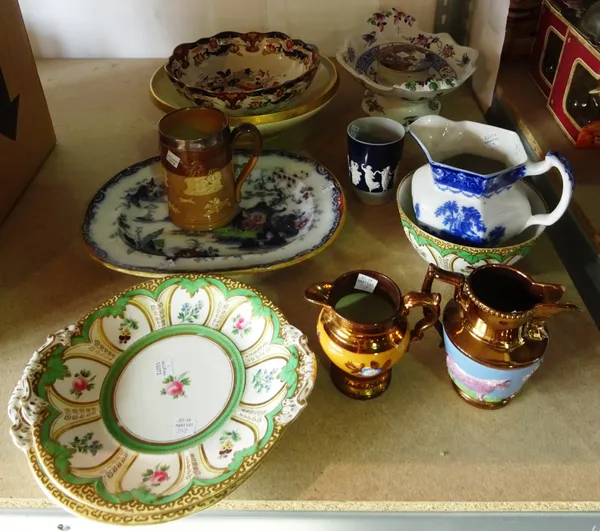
<box><xmin>305</xmin><ymin>270</ymin><xmax>440</xmax><ymax>399</ymax></box>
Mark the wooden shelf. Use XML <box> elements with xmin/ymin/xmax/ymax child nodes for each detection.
<box><xmin>1</xmin><ymin>58</ymin><xmax>600</xmax><ymax>507</ymax></box>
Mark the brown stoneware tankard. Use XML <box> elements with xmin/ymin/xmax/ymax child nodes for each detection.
<box><xmin>158</xmin><ymin>107</ymin><xmax>262</xmax><ymax>231</ymax></box>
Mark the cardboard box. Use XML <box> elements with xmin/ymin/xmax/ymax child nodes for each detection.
<box><xmin>0</xmin><ymin>0</ymin><xmax>55</xmax><ymax>224</ymax></box>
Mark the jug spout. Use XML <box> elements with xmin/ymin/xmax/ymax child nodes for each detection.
<box><xmin>530</xmin><ymin>281</ymin><xmax>565</xmax><ymax>303</ymax></box>
<box><xmin>532</xmin><ymin>302</ymin><xmax>582</xmax><ymax>320</ymax></box>
<box><xmin>408</xmin><ymin>116</ymin><xmax>530</xmax><ymax>175</ymax></box>
<box><xmin>529</xmin><ymin>280</ymin><xmax>582</xmax><ymax>318</ymax></box>
<box><xmin>525</xmin><ymin>302</ymin><xmax>581</xmax><ymax>342</ymax></box>
<box><xmin>305</xmin><ymin>282</ymin><xmax>334</xmax><ymax>308</ymax></box>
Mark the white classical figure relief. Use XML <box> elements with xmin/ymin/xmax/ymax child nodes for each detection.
<box><xmin>349</xmin><ymin>160</ymin><xmax>362</xmax><ymax>186</ymax></box>
<box><xmin>361</xmin><ymin>164</ymin><xmax>381</xmax><ymax>192</ymax></box>
<box><xmin>379</xmin><ymin>166</ymin><xmax>393</xmax><ymax>191</ymax></box>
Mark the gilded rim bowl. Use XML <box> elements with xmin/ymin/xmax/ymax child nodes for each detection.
<box><xmin>396</xmin><ymin>172</ymin><xmax>548</xmax><ymax>274</ymax></box>
<box><xmin>166</xmin><ymin>31</ymin><xmax>320</xmax><ymax>114</ymax></box>
<box><xmin>149</xmin><ymin>56</ymin><xmax>340</xmax><ymax>130</ymax></box>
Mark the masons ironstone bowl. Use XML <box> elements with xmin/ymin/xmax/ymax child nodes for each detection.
<box><xmin>165</xmin><ymin>31</ymin><xmax>320</xmax><ymax>114</ymax></box>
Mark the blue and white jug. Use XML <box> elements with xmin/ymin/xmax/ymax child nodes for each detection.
<box><xmin>408</xmin><ymin>116</ymin><xmax>574</xmax><ymax>247</ymax></box>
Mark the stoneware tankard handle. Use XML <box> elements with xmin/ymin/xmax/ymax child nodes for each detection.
<box><xmin>231</xmin><ymin>123</ymin><xmax>263</xmax><ymax>203</ymax></box>
<box><xmin>401</xmin><ymin>291</ymin><xmax>441</xmax><ymax>342</ymax></box>
<box><xmin>522</xmin><ymin>151</ymin><xmax>574</xmax><ymax>230</ymax></box>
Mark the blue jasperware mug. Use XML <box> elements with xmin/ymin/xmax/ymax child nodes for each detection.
<box><xmin>347</xmin><ymin>117</ymin><xmax>406</xmax><ymax>205</ymax></box>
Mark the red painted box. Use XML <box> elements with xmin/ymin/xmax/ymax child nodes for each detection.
<box><xmin>530</xmin><ymin>0</ymin><xmax>569</xmax><ymax>97</ymax></box>
<box><xmin>548</xmin><ymin>27</ymin><xmax>600</xmax><ymax>147</ymax></box>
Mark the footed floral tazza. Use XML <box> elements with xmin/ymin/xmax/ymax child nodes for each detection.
<box><xmin>336</xmin><ymin>8</ymin><xmax>478</xmax><ymax>100</ymax></box>
<box><xmin>8</xmin><ymin>276</ymin><xmax>316</xmax><ymax>523</ymax></box>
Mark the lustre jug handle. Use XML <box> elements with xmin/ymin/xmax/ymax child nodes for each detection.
<box><xmin>522</xmin><ymin>151</ymin><xmax>574</xmax><ymax>230</ymax></box>
<box><xmin>231</xmin><ymin>123</ymin><xmax>263</xmax><ymax>203</ymax></box>
<box><xmin>422</xmin><ymin>264</ymin><xmax>467</xmax><ymax>305</ymax></box>
<box><xmin>401</xmin><ymin>291</ymin><xmax>441</xmax><ymax>342</ymax></box>
<box><xmin>305</xmin><ymin>282</ymin><xmax>334</xmax><ymax>308</ymax></box>
<box><xmin>421</xmin><ymin>264</ymin><xmax>468</xmax><ymax>341</ymax></box>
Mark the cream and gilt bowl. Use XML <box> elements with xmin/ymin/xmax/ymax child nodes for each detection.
<box><xmin>166</xmin><ymin>31</ymin><xmax>320</xmax><ymax>114</ymax></box>
<box><xmin>150</xmin><ymin>56</ymin><xmax>339</xmax><ymax>138</ymax></box>
<box><xmin>397</xmin><ymin>173</ymin><xmax>548</xmax><ymax>274</ymax></box>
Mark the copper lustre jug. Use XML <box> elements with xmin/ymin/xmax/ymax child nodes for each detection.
<box><xmin>305</xmin><ymin>270</ymin><xmax>441</xmax><ymax>400</ymax></box>
<box><xmin>422</xmin><ymin>264</ymin><xmax>581</xmax><ymax>409</ymax></box>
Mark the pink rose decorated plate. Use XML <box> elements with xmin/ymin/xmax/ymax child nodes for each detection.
<box><xmin>8</xmin><ymin>275</ymin><xmax>316</xmax><ymax>524</ymax></box>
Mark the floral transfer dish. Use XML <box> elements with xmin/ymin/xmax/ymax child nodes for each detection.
<box><xmin>337</xmin><ymin>8</ymin><xmax>477</xmax><ymax>123</ymax></box>
<box><xmin>337</xmin><ymin>8</ymin><xmax>478</xmax><ymax>99</ymax></box>
<box><xmin>83</xmin><ymin>150</ymin><xmax>346</xmax><ymax>277</ymax></box>
<box><xmin>8</xmin><ymin>276</ymin><xmax>316</xmax><ymax>523</ymax></box>
<box><xmin>166</xmin><ymin>31</ymin><xmax>320</xmax><ymax>113</ymax></box>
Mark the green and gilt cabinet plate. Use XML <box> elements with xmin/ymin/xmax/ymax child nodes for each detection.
<box><xmin>8</xmin><ymin>276</ymin><xmax>316</xmax><ymax>523</ymax></box>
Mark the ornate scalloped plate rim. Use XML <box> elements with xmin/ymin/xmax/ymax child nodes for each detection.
<box><xmin>9</xmin><ymin>275</ymin><xmax>316</xmax><ymax>520</ymax></box>
<box><xmin>30</xmin><ymin>425</ymin><xmax>278</xmax><ymax>523</ymax></box>
<box><xmin>28</xmin><ymin>447</ymin><xmax>267</xmax><ymax>525</ymax></box>
<box><xmin>81</xmin><ymin>150</ymin><xmax>347</xmax><ymax>278</ymax></box>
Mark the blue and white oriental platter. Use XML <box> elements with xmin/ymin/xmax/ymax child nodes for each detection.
<box><xmin>83</xmin><ymin>150</ymin><xmax>346</xmax><ymax>276</ymax></box>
